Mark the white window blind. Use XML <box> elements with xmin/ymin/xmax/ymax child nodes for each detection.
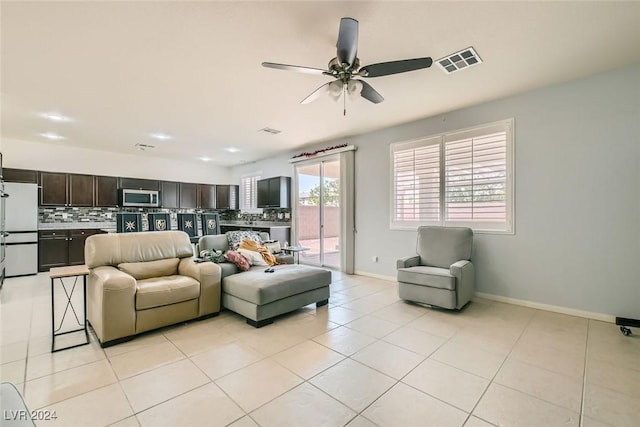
<box><xmin>393</xmin><ymin>136</ymin><xmax>441</xmax><ymax>224</ymax></box>
<box><xmin>391</xmin><ymin>119</ymin><xmax>513</xmax><ymax>233</ymax></box>
<box><xmin>240</xmin><ymin>173</ymin><xmax>261</xmax><ymax>212</ymax></box>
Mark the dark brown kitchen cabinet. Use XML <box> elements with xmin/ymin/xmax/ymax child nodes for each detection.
<box><xmin>3</xmin><ymin>168</ymin><xmax>38</xmax><ymax>183</ymax></box>
<box><xmin>68</xmin><ymin>174</ymin><xmax>94</xmax><ymax>206</ymax></box>
<box><xmin>160</xmin><ymin>181</ymin><xmax>179</xmax><ymax>208</ymax></box>
<box><xmin>94</xmin><ymin>176</ymin><xmax>118</xmax><ymax>207</ymax></box>
<box><xmin>198</xmin><ymin>184</ymin><xmax>216</xmax><ymax>209</ymax></box>
<box><xmin>257</xmin><ymin>176</ymin><xmax>291</xmax><ymax>208</ymax></box>
<box><xmin>38</xmin><ymin>230</ymin><xmax>69</xmax><ymax>271</ymax></box>
<box><xmin>40</xmin><ymin>172</ymin><xmax>68</xmax><ymax>206</ymax></box>
<box><xmin>216</xmin><ymin>185</ymin><xmax>239</xmax><ymax>210</ymax></box>
<box><xmin>118</xmin><ymin>177</ymin><xmax>159</xmax><ymax>191</ymax></box>
<box><xmin>179</xmin><ymin>183</ymin><xmax>198</xmax><ymax>208</ymax></box>
<box><xmin>38</xmin><ymin>229</ymin><xmax>104</xmax><ymax>271</ymax></box>
<box><xmin>39</xmin><ymin>172</ymin><xmax>95</xmax><ymax>206</ymax></box>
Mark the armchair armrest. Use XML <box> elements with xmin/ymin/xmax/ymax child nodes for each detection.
<box><xmin>450</xmin><ymin>260</ymin><xmax>475</xmax><ymax>309</ymax></box>
<box><xmin>179</xmin><ymin>258</ymin><xmax>221</xmax><ymax>316</ymax></box>
<box><xmin>87</xmin><ymin>266</ymin><xmax>136</xmax><ymax>344</ymax></box>
<box><xmin>397</xmin><ymin>255</ymin><xmax>420</xmax><ymax>269</ymax></box>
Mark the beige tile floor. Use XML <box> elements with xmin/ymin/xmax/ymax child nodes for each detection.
<box><xmin>1</xmin><ymin>271</ymin><xmax>639</xmax><ymax>426</ymax></box>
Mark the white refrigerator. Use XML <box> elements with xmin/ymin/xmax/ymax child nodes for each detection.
<box><xmin>5</xmin><ymin>182</ymin><xmax>38</xmax><ymax>277</ymax></box>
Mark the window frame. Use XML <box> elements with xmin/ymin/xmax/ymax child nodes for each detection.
<box><xmin>389</xmin><ymin>119</ymin><xmax>515</xmax><ymax>234</ymax></box>
<box><xmin>240</xmin><ymin>171</ymin><xmax>262</xmax><ymax>213</ymax></box>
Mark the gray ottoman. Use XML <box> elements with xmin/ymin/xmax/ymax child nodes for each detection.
<box><xmin>222</xmin><ymin>264</ymin><xmax>331</xmax><ymax>327</ymax></box>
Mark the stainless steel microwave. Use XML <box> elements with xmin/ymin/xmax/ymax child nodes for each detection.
<box><xmin>118</xmin><ymin>189</ymin><xmax>160</xmax><ymax>207</ymax></box>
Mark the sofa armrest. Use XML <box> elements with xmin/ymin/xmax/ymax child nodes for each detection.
<box><xmin>397</xmin><ymin>255</ymin><xmax>420</xmax><ymax>269</ymax></box>
<box><xmin>179</xmin><ymin>258</ymin><xmax>221</xmax><ymax>316</ymax></box>
<box><xmin>87</xmin><ymin>266</ymin><xmax>137</xmax><ymax>344</ymax></box>
<box><xmin>450</xmin><ymin>260</ymin><xmax>474</xmax><ymax>309</ymax></box>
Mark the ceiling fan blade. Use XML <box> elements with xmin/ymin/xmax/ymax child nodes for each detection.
<box><xmin>360</xmin><ymin>57</ymin><xmax>433</xmax><ymax>77</ymax></box>
<box><xmin>262</xmin><ymin>62</ymin><xmax>330</xmax><ymax>76</ymax></box>
<box><xmin>358</xmin><ymin>80</ymin><xmax>384</xmax><ymax>104</ymax></box>
<box><xmin>300</xmin><ymin>82</ymin><xmax>333</xmax><ymax>104</ymax></box>
<box><xmin>336</xmin><ymin>17</ymin><xmax>358</xmax><ymax>67</ymax></box>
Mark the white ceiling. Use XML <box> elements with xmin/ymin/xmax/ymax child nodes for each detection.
<box><xmin>2</xmin><ymin>1</ymin><xmax>640</xmax><ymax>167</ymax></box>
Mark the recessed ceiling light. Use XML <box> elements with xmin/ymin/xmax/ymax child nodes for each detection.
<box><xmin>149</xmin><ymin>133</ymin><xmax>173</xmax><ymax>141</ymax></box>
<box><xmin>225</xmin><ymin>147</ymin><xmax>240</xmax><ymax>153</ymax></box>
<box><xmin>199</xmin><ymin>157</ymin><xmax>212</xmax><ymax>162</ymax></box>
<box><xmin>39</xmin><ymin>132</ymin><xmax>65</xmax><ymax>140</ymax></box>
<box><xmin>41</xmin><ymin>112</ymin><xmax>71</xmax><ymax>122</ymax></box>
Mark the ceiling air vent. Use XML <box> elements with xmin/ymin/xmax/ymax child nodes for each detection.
<box><xmin>436</xmin><ymin>47</ymin><xmax>482</xmax><ymax>74</ymax></box>
<box><xmin>258</xmin><ymin>127</ymin><xmax>281</xmax><ymax>135</ymax></box>
<box><xmin>135</xmin><ymin>143</ymin><xmax>157</xmax><ymax>151</ymax></box>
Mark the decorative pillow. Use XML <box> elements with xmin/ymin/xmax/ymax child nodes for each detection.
<box><xmin>200</xmin><ymin>249</ymin><xmax>227</xmax><ymax>263</ymax></box>
<box><xmin>224</xmin><ymin>250</ymin><xmax>250</xmax><ymax>271</ymax></box>
<box><xmin>118</xmin><ymin>258</ymin><xmax>180</xmax><ymax>280</ymax></box>
<box><xmin>264</xmin><ymin>241</ymin><xmax>282</xmax><ymax>254</ymax></box>
<box><xmin>237</xmin><ymin>248</ymin><xmax>269</xmax><ymax>266</ymax></box>
<box><xmin>226</xmin><ymin>230</ymin><xmax>263</xmax><ymax>251</ymax></box>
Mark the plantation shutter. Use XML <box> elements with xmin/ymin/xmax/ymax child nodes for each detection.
<box><xmin>240</xmin><ymin>174</ymin><xmax>261</xmax><ymax>212</ymax></box>
<box><xmin>391</xmin><ymin>137</ymin><xmax>441</xmax><ymax>227</ymax></box>
<box><xmin>444</xmin><ymin>122</ymin><xmax>510</xmax><ymax>230</ymax></box>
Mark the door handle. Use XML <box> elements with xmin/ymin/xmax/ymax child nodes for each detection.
<box><xmin>1</xmin><ymin>193</ymin><xmax>9</xmax><ymax>198</ymax></box>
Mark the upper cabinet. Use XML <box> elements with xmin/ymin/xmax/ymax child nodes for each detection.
<box><xmin>40</xmin><ymin>172</ymin><xmax>94</xmax><ymax>207</ymax></box>
<box><xmin>118</xmin><ymin>177</ymin><xmax>159</xmax><ymax>191</ymax></box>
<box><xmin>198</xmin><ymin>184</ymin><xmax>216</xmax><ymax>209</ymax></box>
<box><xmin>179</xmin><ymin>182</ymin><xmax>198</xmax><ymax>209</ymax></box>
<box><xmin>3</xmin><ymin>168</ymin><xmax>38</xmax><ymax>183</ymax></box>
<box><xmin>257</xmin><ymin>176</ymin><xmax>291</xmax><ymax>208</ymax></box>
<box><xmin>160</xmin><ymin>181</ymin><xmax>179</xmax><ymax>209</ymax></box>
<box><xmin>94</xmin><ymin>176</ymin><xmax>118</xmax><ymax>207</ymax></box>
<box><xmin>68</xmin><ymin>174</ymin><xmax>94</xmax><ymax>206</ymax></box>
<box><xmin>216</xmin><ymin>185</ymin><xmax>239</xmax><ymax>210</ymax></box>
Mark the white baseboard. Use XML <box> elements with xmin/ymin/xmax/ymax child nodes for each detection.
<box><xmin>474</xmin><ymin>292</ymin><xmax>615</xmax><ymax>323</ymax></box>
<box><xmin>353</xmin><ymin>270</ymin><xmax>396</xmax><ymax>283</ymax></box>
<box><xmin>350</xmin><ymin>271</ymin><xmax>615</xmax><ymax>323</ymax></box>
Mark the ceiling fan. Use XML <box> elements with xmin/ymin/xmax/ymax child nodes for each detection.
<box><xmin>262</xmin><ymin>17</ymin><xmax>433</xmax><ymax>115</ymax></box>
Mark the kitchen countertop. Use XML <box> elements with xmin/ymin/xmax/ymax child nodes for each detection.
<box><xmin>39</xmin><ymin>222</ymin><xmax>116</xmax><ymax>230</ymax></box>
<box><xmin>219</xmin><ymin>221</ymin><xmax>291</xmax><ymax>229</ymax></box>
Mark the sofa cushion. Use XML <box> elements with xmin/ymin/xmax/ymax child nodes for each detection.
<box><xmin>222</xmin><ymin>265</ymin><xmax>331</xmax><ymax>305</ymax></box>
<box><xmin>218</xmin><ymin>262</ymin><xmax>239</xmax><ymax>279</ymax></box>
<box><xmin>135</xmin><ymin>275</ymin><xmax>200</xmax><ymax>310</ymax></box>
<box><xmin>397</xmin><ymin>266</ymin><xmax>456</xmax><ymax>290</ymax></box>
<box><xmin>118</xmin><ymin>258</ymin><xmax>180</xmax><ymax>280</ymax></box>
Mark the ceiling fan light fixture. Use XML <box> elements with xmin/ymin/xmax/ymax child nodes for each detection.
<box><xmin>347</xmin><ymin>80</ymin><xmax>363</xmax><ymax>96</ymax></box>
<box><xmin>329</xmin><ymin>80</ymin><xmax>343</xmax><ymax>97</ymax></box>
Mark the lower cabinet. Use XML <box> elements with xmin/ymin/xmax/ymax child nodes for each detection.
<box><xmin>38</xmin><ymin>229</ymin><xmax>105</xmax><ymax>271</ymax></box>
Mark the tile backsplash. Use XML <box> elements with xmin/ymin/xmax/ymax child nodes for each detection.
<box><xmin>39</xmin><ymin>207</ymin><xmax>291</xmax><ymax>230</ymax></box>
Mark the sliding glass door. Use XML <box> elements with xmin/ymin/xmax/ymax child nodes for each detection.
<box><xmin>295</xmin><ymin>156</ymin><xmax>341</xmax><ymax>269</ymax></box>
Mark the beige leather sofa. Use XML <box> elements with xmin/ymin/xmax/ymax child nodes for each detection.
<box><xmin>84</xmin><ymin>231</ymin><xmax>221</xmax><ymax>347</ymax></box>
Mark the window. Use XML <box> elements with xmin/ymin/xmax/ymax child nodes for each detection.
<box><xmin>240</xmin><ymin>172</ymin><xmax>261</xmax><ymax>212</ymax></box>
<box><xmin>391</xmin><ymin>119</ymin><xmax>514</xmax><ymax>233</ymax></box>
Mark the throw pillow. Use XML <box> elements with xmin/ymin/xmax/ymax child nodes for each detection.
<box><xmin>224</xmin><ymin>250</ymin><xmax>250</xmax><ymax>271</ymax></box>
<box><xmin>226</xmin><ymin>230</ymin><xmax>263</xmax><ymax>251</ymax></box>
<box><xmin>264</xmin><ymin>241</ymin><xmax>282</xmax><ymax>254</ymax></box>
<box><xmin>237</xmin><ymin>248</ymin><xmax>269</xmax><ymax>266</ymax></box>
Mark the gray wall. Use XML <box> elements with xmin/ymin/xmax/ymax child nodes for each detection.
<box><xmin>231</xmin><ymin>63</ymin><xmax>640</xmax><ymax>318</ymax></box>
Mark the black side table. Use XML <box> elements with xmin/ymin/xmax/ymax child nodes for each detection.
<box><xmin>49</xmin><ymin>265</ymin><xmax>90</xmax><ymax>352</ymax></box>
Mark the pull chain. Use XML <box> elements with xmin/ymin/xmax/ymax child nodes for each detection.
<box><xmin>343</xmin><ymin>83</ymin><xmax>347</xmax><ymax>116</ymax></box>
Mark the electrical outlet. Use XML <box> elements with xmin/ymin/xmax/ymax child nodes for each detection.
<box><xmin>372</xmin><ymin>256</ymin><xmax>378</xmax><ymax>262</ymax></box>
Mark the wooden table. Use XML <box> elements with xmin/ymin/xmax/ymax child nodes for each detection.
<box><xmin>49</xmin><ymin>265</ymin><xmax>90</xmax><ymax>352</ymax></box>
